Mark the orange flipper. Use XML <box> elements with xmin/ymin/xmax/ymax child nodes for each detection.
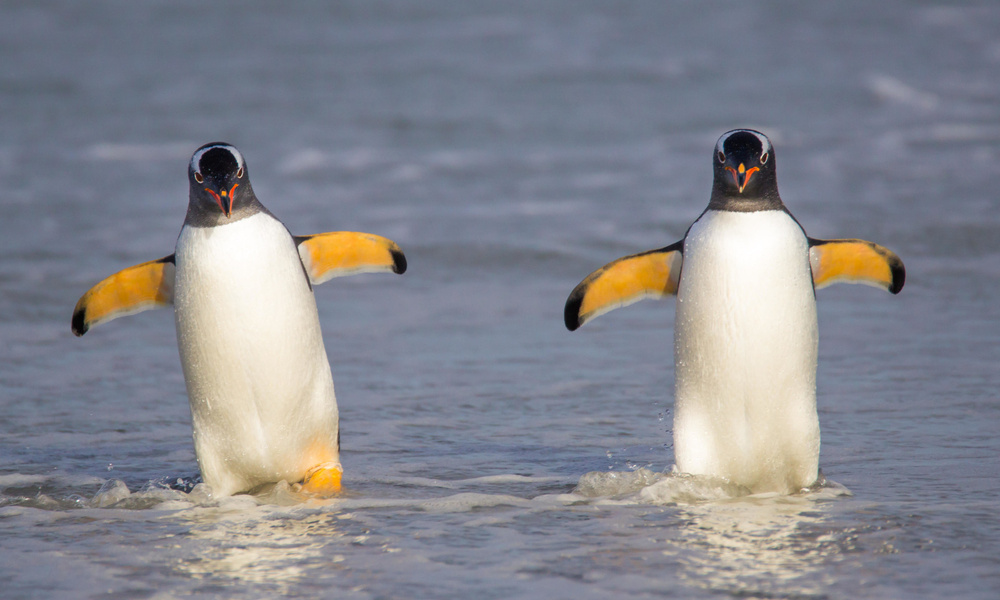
<box><xmin>565</xmin><ymin>241</ymin><xmax>683</xmax><ymax>331</ymax></box>
<box><xmin>72</xmin><ymin>255</ymin><xmax>176</xmax><ymax>336</ymax></box>
<box><xmin>809</xmin><ymin>238</ymin><xmax>905</xmax><ymax>294</ymax></box>
<box><xmin>295</xmin><ymin>232</ymin><xmax>406</xmax><ymax>285</ymax></box>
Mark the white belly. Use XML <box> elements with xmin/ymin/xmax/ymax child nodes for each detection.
<box><xmin>673</xmin><ymin>210</ymin><xmax>820</xmax><ymax>493</ymax></box>
<box><xmin>174</xmin><ymin>213</ymin><xmax>339</xmax><ymax>496</ymax></box>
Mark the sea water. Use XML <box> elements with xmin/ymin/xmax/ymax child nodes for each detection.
<box><xmin>1</xmin><ymin>1</ymin><xmax>998</xmax><ymax>598</ymax></box>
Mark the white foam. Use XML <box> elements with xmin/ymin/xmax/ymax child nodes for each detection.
<box><xmin>568</xmin><ymin>469</ymin><xmax>850</xmax><ymax>506</ymax></box>
<box><xmin>574</xmin><ymin>468</ymin><xmax>667</xmax><ymax>498</ymax></box>
<box><xmin>89</xmin><ymin>479</ymin><xmax>131</xmax><ymax>507</ymax></box>
<box><xmin>637</xmin><ymin>474</ymin><xmax>753</xmax><ymax>504</ymax></box>
<box><xmin>0</xmin><ymin>473</ymin><xmax>49</xmax><ymax>487</ymax></box>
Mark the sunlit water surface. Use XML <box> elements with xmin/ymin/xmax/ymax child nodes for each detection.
<box><xmin>1</xmin><ymin>1</ymin><xmax>999</xmax><ymax>598</ymax></box>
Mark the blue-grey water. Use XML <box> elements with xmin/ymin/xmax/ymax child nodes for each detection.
<box><xmin>2</xmin><ymin>1</ymin><xmax>999</xmax><ymax>598</ymax></box>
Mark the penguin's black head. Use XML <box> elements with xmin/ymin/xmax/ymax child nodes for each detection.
<box><xmin>710</xmin><ymin>129</ymin><xmax>781</xmax><ymax>209</ymax></box>
<box><xmin>187</xmin><ymin>142</ymin><xmax>257</xmax><ymax>222</ymax></box>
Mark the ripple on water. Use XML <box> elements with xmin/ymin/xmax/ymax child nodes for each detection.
<box><xmin>571</xmin><ymin>468</ymin><xmax>852</xmax><ymax>505</ymax></box>
<box><xmin>0</xmin><ymin>468</ymin><xmax>854</xmax><ymax>515</ymax></box>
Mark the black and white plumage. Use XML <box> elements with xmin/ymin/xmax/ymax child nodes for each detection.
<box><xmin>73</xmin><ymin>143</ymin><xmax>406</xmax><ymax>496</ymax></box>
<box><xmin>565</xmin><ymin>129</ymin><xmax>904</xmax><ymax>494</ymax></box>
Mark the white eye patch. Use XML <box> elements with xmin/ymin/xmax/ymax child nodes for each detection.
<box><xmin>190</xmin><ymin>143</ymin><xmax>246</xmax><ymax>175</ymax></box>
<box><xmin>716</xmin><ymin>129</ymin><xmax>772</xmax><ymax>162</ymax></box>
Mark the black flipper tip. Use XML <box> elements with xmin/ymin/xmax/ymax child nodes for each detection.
<box><xmin>564</xmin><ymin>294</ymin><xmax>583</xmax><ymax>331</ymax></box>
<box><xmin>391</xmin><ymin>249</ymin><xmax>407</xmax><ymax>275</ymax></box>
<box><xmin>71</xmin><ymin>308</ymin><xmax>88</xmax><ymax>337</ymax></box>
<box><xmin>889</xmin><ymin>260</ymin><xmax>905</xmax><ymax>295</ymax></box>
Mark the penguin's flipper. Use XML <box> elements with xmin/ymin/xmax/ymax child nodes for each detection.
<box><xmin>71</xmin><ymin>255</ymin><xmax>176</xmax><ymax>336</ymax></box>
<box><xmin>295</xmin><ymin>232</ymin><xmax>407</xmax><ymax>285</ymax></box>
<box><xmin>809</xmin><ymin>238</ymin><xmax>905</xmax><ymax>294</ymax></box>
<box><xmin>565</xmin><ymin>241</ymin><xmax>684</xmax><ymax>331</ymax></box>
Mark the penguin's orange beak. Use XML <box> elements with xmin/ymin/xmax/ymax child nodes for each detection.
<box><xmin>724</xmin><ymin>163</ymin><xmax>759</xmax><ymax>194</ymax></box>
<box><xmin>203</xmin><ymin>183</ymin><xmax>239</xmax><ymax>217</ymax></box>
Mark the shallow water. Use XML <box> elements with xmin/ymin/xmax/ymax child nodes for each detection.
<box><xmin>2</xmin><ymin>1</ymin><xmax>999</xmax><ymax>598</ymax></box>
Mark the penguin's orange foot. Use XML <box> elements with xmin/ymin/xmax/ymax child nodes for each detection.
<box><xmin>301</xmin><ymin>463</ymin><xmax>343</xmax><ymax>496</ymax></box>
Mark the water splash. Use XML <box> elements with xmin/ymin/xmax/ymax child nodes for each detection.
<box><xmin>572</xmin><ymin>468</ymin><xmax>850</xmax><ymax>505</ymax></box>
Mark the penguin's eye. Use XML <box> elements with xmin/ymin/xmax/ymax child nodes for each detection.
<box><xmin>760</xmin><ymin>152</ymin><xmax>769</xmax><ymax>165</ymax></box>
<box><xmin>236</xmin><ymin>167</ymin><xmax>244</xmax><ymax>179</ymax></box>
<box><xmin>194</xmin><ymin>172</ymin><xmax>204</xmax><ymax>184</ymax></box>
<box><xmin>717</xmin><ymin>151</ymin><xmax>725</xmax><ymax>163</ymax></box>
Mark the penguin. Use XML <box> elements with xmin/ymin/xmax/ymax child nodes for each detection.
<box><xmin>72</xmin><ymin>142</ymin><xmax>406</xmax><ymax>497</ymax></box>
<box><xmin>564</xmin><ymin>129</ymin><xmax>905</xmax><ymax>494</ymax></box>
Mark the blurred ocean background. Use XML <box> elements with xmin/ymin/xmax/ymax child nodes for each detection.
<box><xmin>1</xmin><ymin>1</ymin><xmax>998</xmax><ymax>598</ymax></box>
